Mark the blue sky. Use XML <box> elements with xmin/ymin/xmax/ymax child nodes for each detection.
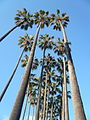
<box><xmin>0</xmin><ymin>0</ymin><xmax>90</xmax><ymax>119</ymax></box>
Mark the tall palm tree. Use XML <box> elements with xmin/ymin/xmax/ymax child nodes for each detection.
<box><xmin>50</xmin><ymin>97</ymin><xmax>53</xmax><ymax>120</ymax></box>
<box><xmin>48</xmin><ymin>81</ymin><xmax>60</xmax><ymax>120</ymax></box>
<box><xmin>53</xmin><ymin>39</ymin><xmax>69</xmax><ymax>120</ymax></box>
<box><xmin>35</xmin><ymin>34</ymin><xmax>54</xmax><ymax>120</ymax></box>
<box><xmin>63</xmin><ymin>56</ymin><xmax>69</xmax><ymax>120</ymax></box>
<box><xmin>31</xmin><ymin>106</ymin><xmax>34</xmax><ymax>120</ymax></box>
<box><xmin>42</xmin><ymin>54</ymin><xmax>57</xmax><ymax>120</ymax></box>
<box><xmin>22</xmin><ymin>84</ymin><xmax>30</xmax><ymax>120</ymax></box>
<box><xmin>0</xmin><ymin>8</ymin><xmax>33</xmax><ymax>42</ymax></box>
<box><xmin>50</xmin><ymin>78</ymin><xmax>61</xmax><ymax>120</ymax></box>
<box><xmin>9</xmin><ymin>10</ymin><xmax>50</xmax><ymax>120</ymax></box>
<box><xmin>9</xmin><ymin>23</ymin><xmax>41</xmax><ymax>120</ymax></box>
<box><xmin>0</xmin><ymin>34</ymin><xmax>33</xmax><ymax>102</ymax></box>
<box><xmin>0</xmin><ymin>48</ymin><xmax>24</xmax><ymax>102</ymax></box>
<box><xmin>51</xmin><ymin>9</ymin><xmax>86</xmax><ymax>120</ymax></box>
<box><xmin>41</xmin><ymin>58</ymin><xmax>62</xmax><ymax>120</ymax></box>
<box><xmin>43</xmin><ymin>70</ymin><xmax>48</xmax><ymax>120</ymax></box>
<box><xmin>45</xmin><ymin>87</ymin><xmax>49</xmax><ymax>120</ymax></box>
<box><xmin>27</xmin><ymin>100</ymin><xmax>31</xmax><ymax>120</ymax></box>
<box><xmin>30</xmin><ymin>95</ymin><xmax>37</xmax><ymax>120</ymax></box>
<box><xmin>61</xmin><ymin>76</ymin><xmax>65</xmax><ymax>120</ymax></box>
<box><xmin>27</xmin><ymin>74</ymin><xmax>38</xmax><ymax>120</ymax></box>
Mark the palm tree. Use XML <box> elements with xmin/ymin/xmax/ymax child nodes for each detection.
<box><xmin>35</xmin><ymin>34</ymin><xmax>54</xmax><ymax>120</ymax></box>
<box><xmin>53</xmin><ymin>39</ymin><xmax>69</xmax><ymax>120</ymax></box>
<box><xmin>32</xmin><ymin>103</ymin><xmax>35</xmax><ymax>120</ymax></box>
<box><xmin>63</xmin><ymin>56</ymin><xmax>69</xmax><ymax>120</ymax></box>
<box><xmin>21</xmin><ymin>73</ymin><xmax>38</xmax><ymax>120</ymax></box>
<box><xmin>39</xmin><ymin>57</ymin><xmax>63</xmax><ymax>120</ymax></box>
<box><xmin>22</xmin><ymin>84</ymin><xmax>30</xmax><ymax>120</ymax></box>
<box><xmin>27</xmin><ymin>101</ymin><xmax>31</xmax><ymax>120</ymax></box>
<box><xmin>18</xmin><ymin>34</ymin><xmax>34</xmax><ymax>52</ymax></box>
<box><xmin>0</xmin><ymin>34</ymin><xmax>33</xmax><ymax>102</ymax></box>
<box><xmin>30</xmin><ymin>95</ymin><xmax>37</xmax><ymax>120</ymax></box>
<box><xmin>43</xmin><ymin>70</ymin><xmax>48</xmax><ymax>120</ymax></box>
<box><xmin>9</xmin><ymin>10</ymin><xmax>50</xmax><ymax>120</ymax></box>
<box><xmin>27</xmin><ymin>74</ymin><xmax>38</xmax><ymax>120</ymax></box>
<box><xmin>42</xmin><ymin>54</ymin><xmax>57</xmax><ymax>120</ymax></box>
<box><xmin>9</xmin><ymin>23</ymin><xmax>41</xmax><ymax>120</ymax></box>
<box><xmin>51</xmin><ymin>9</ymin><xmax>86</xmax><ymax>120</ymax></box>
<box><xmin>48</xmin><ymin>82</ymin><xmax>59</xmax><ymax>120</ymax></box>
<box><xmin>56</xmin><ymin>57</ymin><xmax>71</xmax><ymax>120</ymax></box>
<box><xmin>0</xmin><ymin>48</ymin><xmax>24</xmax><ymax>102</ymax></box>
<box><xmin>50</xmin><ymin>97</ymin><xmax>53</xmax><ymax>120</ymax></box>
<box><xmin>45</xmin><ymin>87</ymin><xmax>49</xmax><ymax>120</ymax></box>
<box><xmin>0</xmin><ymin>8</ymin><xmax>33</xmax><ymax>42</ymax></box>
<box><xmin>22</xmin><ymin>34</ymin><xmax>53</xmax><ymax>120</ymax></box>
<box><xmin>35</xmin><ymin>44</ymin><xmax>46</xmax><ymax>120</ymax></box>
<box><xmin>61</xmin><ymin>76</ymin><xmax>65</xmax><ymax>120</ymax></box>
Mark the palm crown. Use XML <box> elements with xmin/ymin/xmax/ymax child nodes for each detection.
<box><xmin>14</xmin><ymin>8</ymin><xmax>34</xmax><ymax>30</ymax></box>
<box><xmin>38</xmin><ymin>34</ymin><xmax>54</xmax><ymax>50</ymax></box>
<box><xmin>33</xmin><ymin>10</ymin><xmax>51</xmax><ymax>28</ymax></box>
<box><xmin>18</xmin><ymin>34</ymin><xmax>34</xmax><ymax>51</ymax></box>
<box><xmin>50</xmin><ymin>9</ymin><xmax>69</xmax><ymax>31</ymax></box>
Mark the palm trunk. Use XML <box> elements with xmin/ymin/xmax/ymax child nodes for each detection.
<box><xmin>35</xmin><ymin>47</ymin><xmax>46</xmax><ymax>120</ymax></box>
<box><xmin>0</xmin><ymin>48</ymin><xmax>25</xmax><ymax>102</ymax></box>
<box><xmin>63</xmin><ymin>56</ymin><xmax>69</xmax><ymax>120</ymax></box>
<box><xmin>46</xmin><ymin>88</ymin><xmax>49</xmax><ymax>120</ymax></box>
<box><xmin>22</xmin><ymin>95</ymin><xmax>28</xmax><ymax>120</ymax></box>
<box><xmin>43</xmin><ymin>72</ymin><xmax>48</xmax><ymax>120</ymax></box>
<box><xmin>61</xmin><ymin>78</ymin><xmax>65</xmax><ymax>120</ymax></box>
<box><xmin>60</xmin><ymin>81</ymin><xmax>62</xmax><ymax>120</ymax></box>
<box><xmin>9</xmin><ymin>23</ymin><xmax>41</xmax><ymax>120</ymax></box>
<box><xmin>59</xmin><ymin>20</ymin><xmax>86</xmax><ymax>120</ymax></box>
<box><xmin>0</xmin><ymin>22</ymin><xmax>23</xmax><ymax>42</ymax></box>
<box><xmin>50</xmin><ymin>107</ymin><xmax>53</xmax><ymax>120</ymax></box>
<box><xmin>32</xmin><ymin>105</ymin><xmax>35</xmax><ymax>120</ymax></box>
<box><xmin>22</xmin><ymin>84</ymin><xmax>29</xmax><ymax>120</ymax></box>
<box><xmin>27</xmin><ymin>102</ymin><xmax>31</xmax><ymax>120</ymax></box>
<box><xmin>50</xmin><ymin>97</ymin><xmax>53</xmax><ymax>120</ymax></box>
<box><xmin>40</xmin><ymin>93</ymin><xmax>44</xmax><ymax>120</ymax></box>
